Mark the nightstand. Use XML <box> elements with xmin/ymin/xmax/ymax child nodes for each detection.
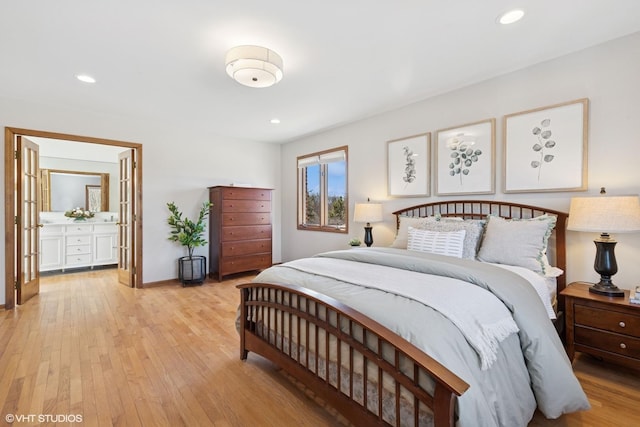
<box><xmin>561</xmin><ymin>282</ymin><xmax>640</xmax><ymax>370</ymax></box>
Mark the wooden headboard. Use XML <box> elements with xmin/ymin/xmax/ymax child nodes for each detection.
<box><xmin>392</xmin><ymin>200</ymin><xmax>569</xmax><ymax>308</ymax></box>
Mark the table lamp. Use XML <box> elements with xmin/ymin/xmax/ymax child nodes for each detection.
<box><xmin>353</xmin><ymin>200</ymin><xmax>383</xmax><ymax>247</ymax></box>
<box><xmin>567</xmin><ymin>193</ymin><xmax>640</xmax><ymax>297</ymax></box>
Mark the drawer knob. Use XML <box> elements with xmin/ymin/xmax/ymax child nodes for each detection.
<box><xmin>620</xmin><ymin>343</ymin><xmax>627</xmax><ymax>349</ymax></box>
<box><xmin>619</xmin><ymin>321</ymin><xmax>626</xmax><ymax>328</ymax></box>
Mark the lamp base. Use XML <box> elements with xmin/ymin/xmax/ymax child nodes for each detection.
<box><xmin>363</xmin><ymin>225</ymin><xmax>373</xmax><ymax>247</ymax></box>
<box><xmin>590</xmin><ymin>236</ymin><xmax>624</xmax><ymax>297</ymax></box>
<box><xmin>588</xmin><ymin>281</ymin><xmax>625</xmax><ymax>297</ymax></box>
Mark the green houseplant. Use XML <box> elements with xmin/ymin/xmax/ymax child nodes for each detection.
<box><xmin>348</xmin><ymin>237</ymin><xmax>362</xmax><ymax>247</ymax></box>
<box><xmin>167</xmin><ymin>201</ymin><xmax>213</xmax><ymax>285</ymax></box>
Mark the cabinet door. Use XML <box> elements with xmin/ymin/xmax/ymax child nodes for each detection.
<box><xmin>94</xmin><ymin>233</ymin><xmax>118</xmax><ymax>265</ymax></box>
<box><xmin>40</xmin><ymin>235</ymin><xmax>64</xmax><ymax>271</ymax></box>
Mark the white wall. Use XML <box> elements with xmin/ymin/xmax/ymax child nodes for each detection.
<box><xmin>281</xmin><ymin>32</ymin><xmax>640</xmax><ymax>290</ymax></box>
<box><xmin>0</xmin><ymin>99</ymin><xmax>282</xmax><ymax>305</ymax></box>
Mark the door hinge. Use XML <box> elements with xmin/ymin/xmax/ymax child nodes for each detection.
<box><xmin>14</xmin><ymin>281</ymin><xmax>18</xmax><ymax>290</ymax></box>
<box><xmin>14</xmin><ymin>150</ymin><xmax>19</xmax><ymax>160</ymax></box>
<box><xmin>132</xmin><ymin>266</ymin><xmax>136</xmax><ymax>275</ymax></box>
<box><xmin>133</xmin><ymin>161</ymin><xmax>137</xmax><ymax>169</ymax></box>
<box><xmin>132</xmin><ymin>214</ymin><xmax>136</xmax><ymax>222</ymax></box>
<box><xmin>14</xmin><ymin>216</ymin><xmax>18</xmax><ymax>225</ymax></box>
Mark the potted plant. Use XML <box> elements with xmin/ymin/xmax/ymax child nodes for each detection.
<box><xmin>167</xmin><ymin>201</ymin><xmax>213</xmax><ymax>286</ymax></box>
<box><xmin>348</xmin><ymin>237</ymin><xmax>362</xmax><ymax>247</ymax></box>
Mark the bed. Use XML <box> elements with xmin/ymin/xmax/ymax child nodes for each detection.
<box><xmin>236</xmin><ymin>200</ymin><xmax>590</xmax><ymax>426</ymax></box>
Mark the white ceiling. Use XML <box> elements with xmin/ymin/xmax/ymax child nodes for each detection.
<box><xmin>2</xmin><ymin>1</ymin><xmax>640</xmax><ymax>144</ymax></box>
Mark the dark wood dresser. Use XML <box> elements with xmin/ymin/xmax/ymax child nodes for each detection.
<box><xmin>208</xmin><ymin>186</ymin><xmax>273</xmax><ymax>281</ymax></box>
<box><xmin>561</xmin><ymin>282</ymin><xmax>640</xmax><ymax>370</ymax></box>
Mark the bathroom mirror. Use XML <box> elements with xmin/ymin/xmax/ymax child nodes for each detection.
<box><xmin>40</xmin><ymin>169</ymin><xmax>109</xmax><ymax>212</ymax></box>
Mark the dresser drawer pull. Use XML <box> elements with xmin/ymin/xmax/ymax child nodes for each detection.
<box><xmin>619</xmin><ymin>321</ymin><xmax>626</xmax><ymax>328</ymax></box>
<box><xmin>620</xmin><ymin>343</ymin><xmax>627</xmax><ymax>349</ymax></box>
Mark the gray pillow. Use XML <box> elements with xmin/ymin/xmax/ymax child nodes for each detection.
<box><xmin>477</xmin><ymin>215</ymin><xmax>562</xmax><ymax>277</ymax></box>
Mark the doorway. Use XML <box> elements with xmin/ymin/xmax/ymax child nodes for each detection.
<box><xmin>4</xmin><ymin>127</ymin><xmax>144</xmax><ymax>309</ymax></box>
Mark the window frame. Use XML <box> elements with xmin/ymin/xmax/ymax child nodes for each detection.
<box><xmin>297</xmin><ymin>146</ymin><xmax>348</xmax><ymax>233</ymax></box>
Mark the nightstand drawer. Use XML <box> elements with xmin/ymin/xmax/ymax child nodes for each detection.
<box><xmin>575</xmin><ymin>304</ymin><xmax>640</xmax><ymax>338</ymax></box>
<box><xmin>575</xmin><ymin>325</ymin><xmax>640</xmax><ymax>359</ymax></box>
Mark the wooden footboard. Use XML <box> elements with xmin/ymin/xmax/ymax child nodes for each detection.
<box><xmin>238</xmin><ymin>282</ymin><xmax>469</xmax><ymax>427</ymax></box>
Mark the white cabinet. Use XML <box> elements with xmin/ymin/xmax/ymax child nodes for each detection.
<box><xmin>93</xmin><ymin>224</ymin><xmax>118</xmax><ymax>265</ymax></box>
<box><xmin>65</xmin><ymin>224</ymin><xmax>92</xmax><ymax>268</ymax></box>
<box><xmin>40</xmin><ymin>222</ymin><xmax>118</xmax><ymax>272</ymax></box>
<box><xmin>40</xmin><ymin>225</ymin><xmax>64</xmax><ymax>271</ymax></box>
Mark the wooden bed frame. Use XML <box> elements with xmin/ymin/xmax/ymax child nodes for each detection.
<box><xmin>237</xmin><ymin>200</ymin><xmax>568</xmax><ymax>427</ymax></box>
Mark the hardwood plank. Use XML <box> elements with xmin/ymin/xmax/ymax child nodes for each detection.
<box><xmin>0</xmin><ymin>268</ymin><xmax>638</xmax><ymax>426</ymax></box>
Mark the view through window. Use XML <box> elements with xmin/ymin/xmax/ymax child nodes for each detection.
<box><xmin>297</xmin><ymin>146</ymin><xmax>348</xmax><ymax>232</ymax></box>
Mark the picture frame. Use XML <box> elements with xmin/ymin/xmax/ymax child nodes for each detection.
<box><xmin>85</xmin><ymin>185</ymin><xmax>102</xmax><ymax>212</ymax></box>
<box><xmin>387</xmin><ymin>133</ymin><xmax>430</xmax><ymax>197</ymax></box>
<box><xmin>435</xmin><ymin>118</ymin><xmax>495</xmax><ymax>196</ymax></box>
<box><xmin>504</xmin><ymin>98</ymin><xmax>588</xmax><ymax>193</ymax></box>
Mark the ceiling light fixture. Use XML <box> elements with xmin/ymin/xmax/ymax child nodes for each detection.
<box><xmin>225</xmin><ymin>45</ymin><xmax>283</xmax><ymax>88</ymax></box>
<box><xmin>270</xmin><ymin>118</ymin><xmax>281</xmax><ymax>124</ymax></box>
<box><xmin>76</xmin><ymin>74</ymin><xmax>96</xmax><ymax>83</ymax></box>
<box><xmin>498</xmin><ymin>9</ymin><xmax>525</xmax><ymax>25</ymax></box>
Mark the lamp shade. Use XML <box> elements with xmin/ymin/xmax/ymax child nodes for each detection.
<box><xmin>353</xmin><ymin>203</ymin><xmax>383</xmax><ymax>223</ymax></box>
<box><xmin>567</xmin><ymin>195</ymin><xmax>640</xmax><ymax>233</ymax></box>
<box><xmin>225</xmin><ymin>45</ymin><xmax>283</xmax><ymax>88</ymax></box>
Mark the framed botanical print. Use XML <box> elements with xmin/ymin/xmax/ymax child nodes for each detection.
<box><xmin>387</xmin><ymin>133</ymin><xmax>430</xmax><ymax>197</ymax></box>
<box><xmin>86</xmin><ymin>185</ymin><xmax>102</xmax><ymax>212</ymax></box>
<box><xmin>435</xmin><ymin>118</ymin><xmax>495</xmax><ymax>195</ymax></box>
<box><xmin>504</xmin><ymin>98</ymin><xmax>588</xmax><ymax>193</ymax></box>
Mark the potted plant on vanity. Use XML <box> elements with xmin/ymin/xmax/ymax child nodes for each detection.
<box><xmin>167</xmin><ymin>201</ymin><xmax>212</xmax><ymax>286</ymax></box>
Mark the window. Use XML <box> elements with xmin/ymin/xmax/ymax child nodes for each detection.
<box><xmin>297</xmin><ymin>146</ymin><xmax>348</xmax><ymax>233</ymax></box>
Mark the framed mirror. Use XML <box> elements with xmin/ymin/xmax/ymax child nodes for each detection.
<box><xmin>40</xmin><ymin>169</ymin><xmax>109</xmax><ymax>212</ymax></box>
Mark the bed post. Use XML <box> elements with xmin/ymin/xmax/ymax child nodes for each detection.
<box><xmin>239</xmin><ymin>287</ymin><xmax>248</xmax><ymax>360</ymax></box>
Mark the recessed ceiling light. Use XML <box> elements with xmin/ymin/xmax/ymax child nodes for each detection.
<box><xmin>270</xmin><ymin>118</ymin><xmax>281</xmax><ymax>124</ymax></box>
<box><xmin>76</xmin><ymin>74</ymin><xmax>96</xmax><ymax>83</ymax></box>
<box><xmin>498</xmin><ymin>9</ymin><xmax>524</xmax><ymax>25</ymax></box>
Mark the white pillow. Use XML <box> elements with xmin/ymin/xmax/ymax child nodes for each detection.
<box><xmin>477</xmin><ymin>215</ymin><xmax>563</xmax><ymax>277</ymax></box>
<box><xmin>407</xmin><ymin>227</ymin><xmax>466</xmax><ymax>258</ymax></box>
<box><xmin>390</xmin><ymin>215</ymin><xmax>464</xmax><ymax>249</ymax></box>
<box><xmin>420</xmin><ymin>219</ymin><xmax>486</xmax><ymax>259</ymax></box>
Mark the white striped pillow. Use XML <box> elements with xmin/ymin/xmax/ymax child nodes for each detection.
<box><xmin>407</xmin><ymin>227</ymin><xmax>466</xmax><ymax>258</ymax></box>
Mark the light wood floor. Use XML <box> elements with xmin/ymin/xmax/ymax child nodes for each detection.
<box><xmin>1</xmin><ymin>270</ymin><xmax>638</xmax><ymax>427</ymax></box>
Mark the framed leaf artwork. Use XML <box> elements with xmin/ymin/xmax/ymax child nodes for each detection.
<box><xmin>435</xmin><ymin>118</ymin><xmax>495</xmax><ymax>196</ymax></box>
<box><xmin>504</xmin><ymin>98</ymin><xmax>588</xmax><ymax>193</ymax></box>
<box><xmin>387</xmin><ymin>133</ymin><xmax>430</xmax><ymax>197</ymax></box>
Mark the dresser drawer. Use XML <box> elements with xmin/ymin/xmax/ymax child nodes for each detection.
<box><xmin>66</xmin><ymin>244</ymin><xmax>91</xmax><ymax>255</ymax></box>
<box><xmin>222</xmin><ymin>213</ymin><xmax>270</xmax><ymax>226</ymax></box>
<box><xmin>575</xmin><ymin>325</ymin><xmax>640</xmax><ymax>359</ymax></box>
<box><xmin>66</xmin><ymin>224</ymin><xmax>92</xmax><ymax>234</ymax></box>
<box><xmin>221</xmin><ymin>187</ymin><xmax>271</xmax><ymax>201</ymax></box>
<box><xmin>66</xmin><ymin>253</ymin><xmax>92</xmax><ymax>265</ymax></box>
<box><xmin>221</xmin><ymin>254</ymin><xmax>272</xmax><ymax>275</ymax></box>
<box><xmin>222</xmin><ymin>225</ymin><xmax>272</xmax><ymax>242</ymax></box>
<box><xmin>222</xmin><ymin>200</ymin><xmax>271</xmax><ymax>213</ymax></box>
<box><xmin>222</xmin><ymin>240</ymin><xmax>271</xmax><ymax>257</ymax></box>
<box><xmin>66</xmin><ymin>235</ymin><xmax>92</xmax><ymax>246</ymax></box>
<box><xmin>575</xmin><ymin>304</ymin><xmax>640</xmax><ymax>338</ymax></box>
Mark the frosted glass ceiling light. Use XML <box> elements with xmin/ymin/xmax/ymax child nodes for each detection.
<box><xmin>225</xmin><ymin>45</ymin><xmax>283</xmax><ymax>88</ymax></box>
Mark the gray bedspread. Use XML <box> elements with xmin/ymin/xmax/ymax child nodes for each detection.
<box><xmin>253</xmin><ymin>247</ymin><xmax>589</xmax><ymax>427</ymax></box>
